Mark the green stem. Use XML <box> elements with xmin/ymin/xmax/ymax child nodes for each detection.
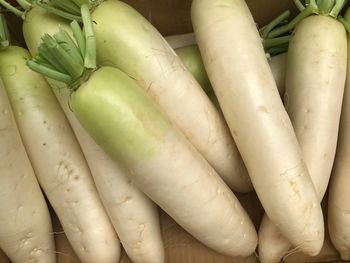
<box><xmin>317</xmin><ymin>0</ymin><xmax>336</xmax><ymax>13</ymax></box>
<box><xmin>51</xmin><ymin>0</ymin><xmax>80</xmax><ymax>15</ymax></box>
<box><xmin>338</xmin><ymin>15</ymin><xmax>350</xmax><ymax>33</ymax></box>
<box><xmin>27</xmin><ymin>60</ymin><xmax>73</xmax><ymax>84</ymax></box>
<box><xmin>0</xmin><ymin>0</ymin><xmax>24</xmax><ymax>17</ymax></box>
<box><xmin>261</xmin><ymin>10</ymin><xmax>291</xmax><ymax>38</ymax></box>
<box><xmin>81</xmin><ymin>4</ymin><xmax>96</xmax><ymax>69</ymax></box>
<box><xmin>53</xmin><ymin>30</ymin><xmax>84</xmax><ymax>65</ymax></box>
<box><xmin>26</xmin><ymin>2</ymin><xmax>97</xmax><ymax>89</ymax></box>
<box><xmin>38</xmin><ymin>43</ymin><xmax>68</xmax><ymax>74</ymax></box>
<box><xmin>294</xmin><ymin>0</ymin><xmax>306</xmax><ymax>11</ymax></box>
<box><xmin>330</xmin><ymin>0</ymin><xmax>346</xmax><ymax>17</ymax></box>
<box><xmin>36</xmin><ymin>2</ymin><xmax>82</xmax><ymax>22</ymax></box>
<box><xmin>70</xmin><ymin>20</ymin><xmax>86</xmax><ymax>58</ymax></box>
<box><xmin>268</xmin><ymin>45</ymin><xmax>289</xmax><ymax>56</ymax></box>
<box><xmin>0</xmin><ymin>14</ymin><xmax>9</xmax><ymax>41</ymax></box>
<box><xmin>268</xmin><ymin>5</ymin><xmax>317</xmax><ymax>38</ymax></box>
<box><xmin>71</xmin><ymin>0</ymin><xmax>90</xmax><ymax>7</ymax></box>
<box><xmin>43</xmin><ymin>34</ymin><xmax>84</xmax><ymax>79</ymax></box>
<box><xmin>263</xmin><ymin>36</ymin><xmax>290</xmax><ymax>49</ymax></box>
<box><xmin>16</xmin><ymin>0</ymin><xmax>31</xmax><ymax>10</ymax></box>
<box><xmin>33</xmin><ymin>56</ymin><xmax>58</xmax><ymax>71</ymax></box>
<box><xmin>310</xmin><ymin>0</ymin><xmax>317</xmax><ymax>6</ymax></box>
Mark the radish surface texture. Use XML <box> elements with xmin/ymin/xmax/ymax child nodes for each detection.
<box><xmin>192</xmin><ymin>0</ymin><xmax>324</xmax><ymax>256</ymax></box>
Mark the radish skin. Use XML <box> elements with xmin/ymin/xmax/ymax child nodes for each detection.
<box><xmin>53</xmin><ymin>87</ymin><xmax>165</xmax><ymax>263</ymax></box>
<box><xmin>258</xmin><ymin>15</ymin><xmax>347</xmax><ymax>263</ymax></box>
<box><xmin>69</xmin><ymin>66</ymin><xmax>258</xmax><ymax>257</ymax></box>
<box><xmin>175</xmin><ymin>45</ymin><xmax>287</xmax><ymax>103</ymax></box>
<box><xmin>23</xmin><ymin>7</ymin><xmax>165</xmax><ymax>262</ymax></box>
<box><xmin>0</xmin><ymin>46</ymin><xmax>120</xmax><ymax>263</ymax></box>
<box><xmin>284</xmin><ymin>194</ymin><xmax>341</xmax><ymax>263</ymax></box>
<box><xmin>91</xmin><ymin>0</ymin><xmax>252</xmax><ymax>193</ymax></box>
<box><xmin>284</xmin><ymin>199</ymin><xmax>341</xmax><ymax>263</ymax></box>
<box><xmin>284</xmin><ymin>230</ymin><xmax>341</xmax><ymax>263</ymax></box>
<box><xmin>0</xmin><ymin>79</ymin><xmax>55</xmax><ymax>263</ymax></box>
<box><xmin>175</xmin><ymin>45</ymin><xmax>212</xmax><ymax>95</ymax></box>
<box><xmin>51</xmin><ymin>211</ymin><xmax>80</xmax><ymax>263</ymax></box>
<box><xmin>192</xmin><ymin>0</ymin><xmax>324</xmax><ymax>256</ymax></box>
<box><xmin>164</xmin><ymin>33</ymin><xmax>196</xmax><ymax>49</ymax></box>
<box><xmin>328</xmin><ymin>9</ymin><xmax>350</xmax><ymax>261</ymax></box>
<box><xmin>121</xmin><ymin>193</ymin><xmax>263</xmax><ymax>263</ymax></box>
<box><xmin>166</xmin><ymin>34</ymin><xmax>287</xmax><ymax>98</ymax></box>
<box><xmin>269</xmin><ymin>52</ymin><xmax>287</xmax><ymax>97</ymax></box>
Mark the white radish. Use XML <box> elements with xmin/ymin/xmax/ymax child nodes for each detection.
<box><xmin>328</xmin><ymin>8</ymin><xmax>350</xmax><ymax>261</ymax></box>
<box><xmin>0</xmin><ymin>46</ymin><xmax>120</xmax><ymax>263</ymax></box>
<box><xmin>69</xmin><ymin>66</ymin><xmax>258</xmax><ymax>258</ymax></box>
<box><xmin>23</xmin><ymin>6</ymin><xmax>165</xmax><ymax>262</ymax></box>
<box><xmin>26</xmin><ymin>14</ymin><xmax>259</xmax><ymax>255</ymax></box>
<box><xmin>284</xmin><ymin>196</ymin><xmax>341</xmax><ymax>263</ymax></box>
<box><xmin>53</xmin><ymin>87</ymin><xmax>165</xmax><ymax>263</ymax></box>
<box><xmin>0</xmin><ymin>79</ymin><xmax>55</xmax><ymax>263</ymax></box>
<box><xmin>192</xmin><ymin>0</ymin><xmax>324</xmax><ymax>255</ymax></box>
<box><xmin>90</xmin><ymin>0</ymin><xmax>252</xmax><ymax>192</ymax></box>
<box><xmin>258</xmin><ymin>13</ymin><xmax>347</xmax><ymax>263</ymax></box>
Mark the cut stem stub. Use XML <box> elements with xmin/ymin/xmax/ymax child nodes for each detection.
<box><xmin>27</xmin><ymin>4</ymin><xmax>96</xmax><ymax>91</ymax></box>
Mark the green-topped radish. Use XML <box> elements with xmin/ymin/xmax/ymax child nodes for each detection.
<box><xmin>0</xmin><ymin>39</ymin><xmax>55</xmax><ymax>262</ymax></box>
<box><xmin>0</xmin><ymin>15</ymin><xmax>121</xmax><ymax>263</ymax></box>
<box><xmin>328</xmin><ymin>7</ymin><xmax>350</xmax><ymax>261</ymax></box>
<box><xmin>31</xmin><ymin>0</ymin><xmax>252</xmax><ymax>193</ymax></box>
<box><xmin>52</xmin><ymin>87</ymin><xmax>165</xmax><ymax>263</ymax></box>
<box><xmin>0</xmin><ymin>3</ymin><xmax>165</xmax><ymax>262</ymax></box>
<box><xmin>27</xmin><ymin>8</ymin><xmax>258</xmax><ymax>258</ymax></box>
<box><xmin>192</xmin><ymin>0</ymin><xmax>324</xmax><ymax>256</ymax></box>
<box><xmin>258</xmin><ymin>1</ymin><xmax>348</xmax><ymax>262</ymax></box>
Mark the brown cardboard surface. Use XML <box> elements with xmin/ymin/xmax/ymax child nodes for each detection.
<box><xmin>0</xmin><ymin>249</ymin><xmax>10</xmax><ymax>263</ymax></box>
